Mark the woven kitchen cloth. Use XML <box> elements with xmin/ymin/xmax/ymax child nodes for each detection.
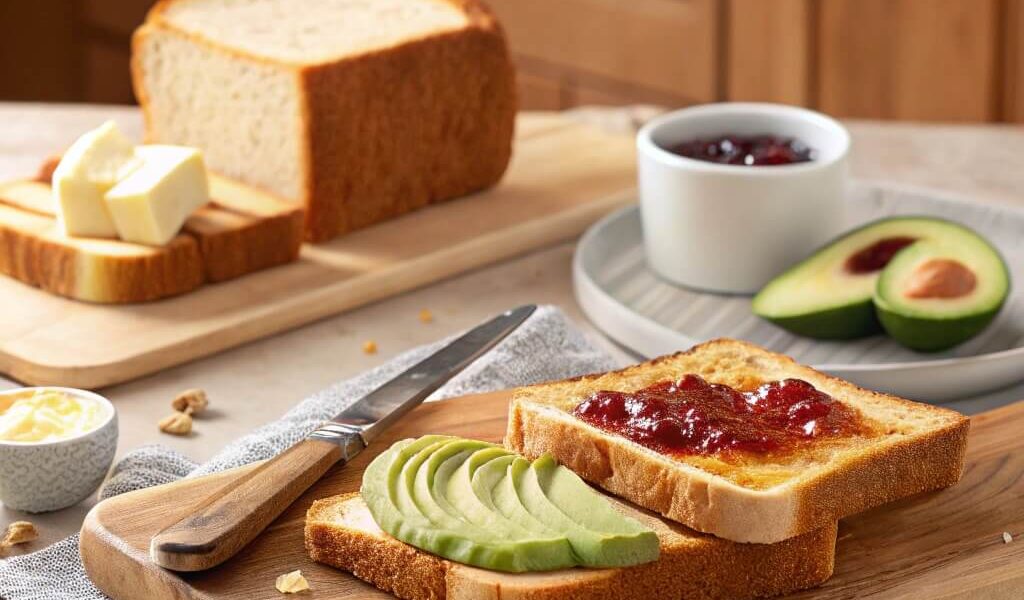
<box><xmin>0</xmin><ymin>305</ymin><xmax>620</xmax><ymax>600</ymax></box>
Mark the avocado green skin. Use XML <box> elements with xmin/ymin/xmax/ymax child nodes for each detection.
<box><xmin>757</xmin><ymin>298</ymin><xmax>881</xmax><ymax>340</ymax></box>
<box><xmin>875</xmin><ymin>304</ymin><xmax>1002</xmax><ymax>352</ymax></box>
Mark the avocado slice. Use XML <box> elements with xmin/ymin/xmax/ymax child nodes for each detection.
<box><xmin>508</xmin><ymin>456</ymin><xmax>660</xmax><ymax>567</ymax></box>
<box><xmin>444</xmin><ymin>447</ymin><xmax>577</xmax><ymax>569</ymax></box>
<box><xmin>875</xmin><ymin>238</ymin><xmax>1009</xmax><ymax>351</ymax></box>
<box><xmin>364</xmin><ymin>436</ymin><xmax>526</xmax><ymax>572</ymax></box>
<box><xmin>362</xmin><ymin>437</ymin><xmax>659</xmax><ymax>572</ymax></box>
<box><xmin>753</xmin><ymin>216</ymin><xmax>998</xmax><ymax>339</ymax></box>
<box><xmin>361</xmin><ymin>436</ymin><xmax>456</xmax><ymax>558</ymax></box>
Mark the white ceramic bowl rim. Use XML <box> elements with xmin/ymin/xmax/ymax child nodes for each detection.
<box><xmin>0</xmin><ymin>386</ymin><xmax>116</xmax><ymax>447</ymax></box>
<box><xmin>638</xmin><ymin>102</ymin><xmax>851</xmax><ymax>176</ymax></box>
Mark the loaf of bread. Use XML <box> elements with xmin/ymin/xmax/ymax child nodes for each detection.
<box><xmin>306</xmin><ymin>492</ymin><xmax>837</xmax><ymax>600</ymax></box>
<box><xmin>507</xmin><ymin>339</ymin><xmax>969</xmax><ymax>544</ymax></box>
<box><xmin>132</xmin><ymin>0</ymin><xmax>517</xmax><ymax>243</ymax></box>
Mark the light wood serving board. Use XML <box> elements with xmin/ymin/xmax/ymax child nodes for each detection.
<box><xmin>0</xmin><ymin>115</ymin><xmax>636</xmax><ymax>388</ymax></box>
<box><xmin>80</xmin><ymin>392</ymin><xmax>1024</xmax><ymax>600</ymax></box>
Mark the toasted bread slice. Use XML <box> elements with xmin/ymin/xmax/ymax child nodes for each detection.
<box><xmin>0</xmin><ymin>174</ymin><xmax>302</xmax><ymax>302</ymax></box>
<box><xmin>506</xmin><ymin>339</ymin><xmax>969</xmax><ymax>544</ymax></box>
<box><xmin>306</xmin><ymin>493</ymin><xmax>836</xmax><ymax>600</ymax></box>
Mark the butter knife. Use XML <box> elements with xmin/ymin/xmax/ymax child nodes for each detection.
<box><xmin>150</xmin><ymin>304</ymin><xmax>536</xmax><ymax>571</ymax></box>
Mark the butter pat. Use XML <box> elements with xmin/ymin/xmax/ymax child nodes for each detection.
<box><xmin>52</xmin><ymin>121</ymin><xmax>140</xmax><ymax>238</ymax></box>
<box><xmin>0</xmin><ymin>389</ymin><xmax>105</xmax><ymax>443</ymax></box>
<box><xmin>105</xmin><ymin>145</ymin><xmax>209</xmax><ymax>246</ymax></box>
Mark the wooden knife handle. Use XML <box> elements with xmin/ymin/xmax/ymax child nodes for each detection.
<box><xmin>149</xmin><ymin>438</ymin><xmax>348</xmax><ymax>571</ymax></box>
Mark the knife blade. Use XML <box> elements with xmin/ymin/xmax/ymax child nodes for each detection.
<box><xmin>150</xmin><ymin>304</ymin><xmax>536</xmax><ymax>571</ymax></box>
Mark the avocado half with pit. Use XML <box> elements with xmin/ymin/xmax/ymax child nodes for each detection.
<box><xmin>752</xmin><ymin>216</ymin><xmax>1009</xmax><ymax>344</ymax></box>
<box><xmin>875</xmin><ymin>238</ymin><xmax>1009</xmax><ymax>351</ymax></box>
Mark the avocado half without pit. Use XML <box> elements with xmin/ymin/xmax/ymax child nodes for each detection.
<box><xmin>752</xmin><ymin>216</ymin><xmax>1009</xmax><ymax>350</ymax></box>
<box><xmin>361</xmin><ymin>436</ymin><xmax>659</xmax><ymax>573</ymax></box>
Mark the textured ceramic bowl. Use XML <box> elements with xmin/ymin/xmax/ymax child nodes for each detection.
<box><xmin>0</xmin><ymin>387</ymin><xmax>118</xmax><ymax>513</ymax></box>
<box><xmin>637</xmin><ymin>102</ymin><xmax>850</xmax><ymax>294</ymax></box>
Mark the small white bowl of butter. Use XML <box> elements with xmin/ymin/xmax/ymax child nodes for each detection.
<box><xmin>0</xmin><ymin>387</ymin><xmax>117</xmax><ymax>512</ymax></box>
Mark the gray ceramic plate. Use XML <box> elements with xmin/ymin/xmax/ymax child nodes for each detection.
<box><xmin>574</xmin><ymin>182</ymin><xmax>1024</xmax><ymax>402</ymax></box>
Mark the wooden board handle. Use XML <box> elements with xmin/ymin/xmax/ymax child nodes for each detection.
<box><xmin>150</xmin><ymin>438</ymin><xmax>345</xmax><ymax>571</ymax></box>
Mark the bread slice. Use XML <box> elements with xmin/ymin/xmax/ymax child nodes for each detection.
<box><xmin>132</xmin><ymin>0</ymin><xmax>516</xmax><ymax>243</ymax></box>
<box><xmin>306</xmin><ymin>493</ymin><xmax>837</xmax><ymax>600</ymax></box>
<box><xmin>0</xmin><ymin>173</ymin><xmax>302</xmax><ymax>302</ymax></box>
<box><xmin>0</xmin><ymin>197</ymin><xmax>203</xmax><ymax>303</ymax></box>
<box><xmin>506</xmin><ymin>339</ymin><xmax>970</xmax><ymax>544</ymax></box>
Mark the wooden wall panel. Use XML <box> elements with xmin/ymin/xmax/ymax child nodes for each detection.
<box><xmin>488</xmin><ymin>0</ymin><xmax>717</xmax><ymax>105</ymax></box>
<box><xmin>1004</xmin><ymin>0</ymin><xmax>1024</xmax><ymax>122</ymax></box>
<box><xmin>84</xmin><ymin>43</ymin><xmax>136</xmax><ymax>104</ymax></box>
<box><xmin>0</xmin><ymin>1</ymin><xmax>79</xmax><ymax>101</ymax></box>
<box><xmin>817</xmin><ymin>0</ymin><xmax>1000</xmax><ymax>121</ymax></box>
<box><xmin>516</xmin><ymin>72</ymin><xmax>565</xmax><ymax>111</ymax></box>
<box><xmin>0</xmin><ymin>0</ymin><xmax>1018</xmax><ymax>125</ymax></box>
<box><xmin>725</xmin><ymin>0</ymin><xmax>813</xmax><ymax>105</ymax></box>
<box><xmin>81</xmin><ymin>0</ymin><xmax>155</xmax><ymax>37</ymax></box>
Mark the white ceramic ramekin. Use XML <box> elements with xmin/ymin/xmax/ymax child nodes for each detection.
<box><xmin>0</xmin><ymin>387</ymin><xmax>118</xmax><ymax>513</ymax></box>
<box><xmin>637</xmin><ymin>103</ymin><xmax>850</xmax><ymax>294</ymax></box>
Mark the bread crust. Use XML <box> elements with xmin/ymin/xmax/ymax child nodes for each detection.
<box><xmin>306</xmin><ymin>493</ymin><xmax>837</xmax><ymax>600</ymax></box>
<box><xmin>506</xmin><ymin>339</ymin><xmax>970</xmax><ymax>543</ymax></box>
<box><xmin>133</xmin><ymin>0</ymin><xmax>516</xmax><ymax>243</ymax></box>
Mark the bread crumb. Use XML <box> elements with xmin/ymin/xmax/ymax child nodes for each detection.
<box><xmin>1004</xmin><ymin>531</ymin><xmax>1013</xmax><ymax>544</ymax></box>
<box><xmin>0</xmin><ymin>521</ymin><xmax>38</xmax><ymax>555</ymax></box>
<box><xmin>362</xmin><ymin>340</ymin><xmax>378</xmax><ymax>355</ymax></box>
<box><xmin>172</xmin><ymin>389</ymin><xmax>209</xmax><ymax>415</ymax></box>
<box><xmin>418</xmin><ymin>309</ymin><xmax>433</xmax><ymax>323</ymax></box>
<box><xmin>275</xmin><ymin>570</ymin><xmax>310</xmax><ymax>594</ymax></box>
<box><xmin>159</xmin><ymin>411</ymin><xmax>193</xmax><ymax>435</ymax></box>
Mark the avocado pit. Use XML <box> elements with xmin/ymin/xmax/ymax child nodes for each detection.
<box><xmin>903</xmin><ymin>258</ymin><xmax>977</xmax><ymax>299</ymax></box>
<box><xmin>843</xmin><ymin>236</ymin><xmax>917</xmax><ymax>274</ymax></box>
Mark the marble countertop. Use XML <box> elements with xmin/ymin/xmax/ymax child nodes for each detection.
<box><xmin>1</xmin><ymin>102</ymin><xmax>1022</xmax><ymax>553</ymax></box>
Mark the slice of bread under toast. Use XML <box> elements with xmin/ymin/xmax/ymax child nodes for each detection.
<box><xmin>306</xmin><ymin>493</ymin><xmax>837</xmax><ymax>600</ymax></box>
<box><xmin>507</xmin><ymin>339</ymin><xmax>970</xmax><ymax>544</ymax></box>
<box><xmin>0</xmin><ymin>174</ymin><xmax>302</xmax><ymax>302</ymax></box>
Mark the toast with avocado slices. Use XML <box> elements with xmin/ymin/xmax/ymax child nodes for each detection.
<box><xmin>506</xmin><ymin>339</ymin><xmax>969</xmax><ymax>544</ymax></box>
<box><xmin>306</xmin><ymin>493</ymin><xmax>837</xmax><ymax>600</ymax></box>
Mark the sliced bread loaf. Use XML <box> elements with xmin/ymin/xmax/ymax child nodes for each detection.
<box><xmin>506</xmin><ymin>339</ymin><xmax>969</xmax><ymax>543</ymax></box>
<box><xmin>132</xmin><ymin>0</ymin><xmax>516</xmax><ymax>242</ymax></box>
<box><xmin>306</xmin><ymin>492</ymin><xmax>837</xmax><ymax>600</ymax></box>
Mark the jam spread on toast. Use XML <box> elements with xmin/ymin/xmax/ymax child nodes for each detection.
<box><xmin>573</xmin><ymin>375</ymin><xmax>864</xmax><ymax>457</ymax></box>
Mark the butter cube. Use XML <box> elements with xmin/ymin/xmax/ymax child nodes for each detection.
<box><xmin>104</xmin><ymin>146</ymin><xmax>209</xmax><ymax>246</ymax></box>
<box><xmin>52</xmin><ymin>121</ymin><xmax>140</xmax><ymax>238</ymax></box>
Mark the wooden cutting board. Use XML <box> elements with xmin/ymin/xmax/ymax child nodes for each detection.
<box><xmin>0</xmin><ymin>115</ymin><xmax>635</xmax><ymax>388</ymax></box>
<box><xmin>80</xmin><ymin>392</ymin><xmax>1024</xmax><ymax>600</ymax></box>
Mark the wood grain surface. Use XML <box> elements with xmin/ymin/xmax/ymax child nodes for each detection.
<box><xmin>80</xmin><ymin>392</ymin><xmax>1024</xmax><ymax>600</ymax></box>
<box><xmin>0</xmin><ymin>116</ymin><xmax>636</xmax><ymax>388</ymax></box>
<box><xmin>150</xmin><ymin>438</ymin><xmax>344</xmax><ymax>572</ymax></box>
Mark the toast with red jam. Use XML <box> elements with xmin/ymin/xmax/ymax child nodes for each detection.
<box><xmin>506</xmin><ymin>339</ymin><xmax>969</xmax><ymax>543</ymax></box>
